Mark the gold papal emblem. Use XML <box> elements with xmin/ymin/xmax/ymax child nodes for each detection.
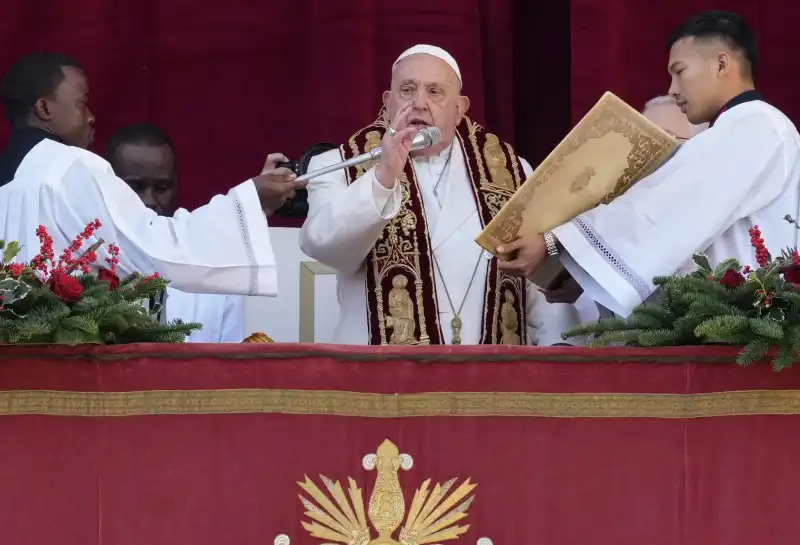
<box><xmin>278</xmin><ymin>439</ymin><xmax>478</xmax><ymax>545</ymax></box>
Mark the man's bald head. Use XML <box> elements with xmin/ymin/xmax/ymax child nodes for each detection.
<box><xmin>643</xmin><ymin>95</ymin><xmax>707</xmax><ymax>140</ymax></box>
<box><xmin>383</xmin><ymin>46</ymin><xmax>469</xmax><ymax>156</ymax></box>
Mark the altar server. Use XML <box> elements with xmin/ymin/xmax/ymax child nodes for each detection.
<box><xmin>0</xmin><ymin>52</ymin><xmax>302</xmax><ymax>296</ymax></box>
<box><xmin>497</xmin><ymin>11</ymin><xmax>800</xmax><ymax>317</ymax></box>
<box><xmin>300</xmin><ymin>44</ymin><xmax>597</xmax><ymax>346</ymax></box>
<box><xmin>107</xmin><ymin>123</ymin><xmax>245</xmax><ymax>342</ymax></box>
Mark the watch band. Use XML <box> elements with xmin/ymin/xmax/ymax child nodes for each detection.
<box><xmin>543</xmin><ymin>231</ymin><xmax>560</xmax><ymax>257</ymax></box>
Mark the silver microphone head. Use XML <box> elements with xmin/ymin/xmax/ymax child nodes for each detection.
<box><xmin>411</xmin><ymin>126</ymin><xmax>441</xmax><ymax>151</ymax></box>
<box><xmin>422</xmin><ymin>126</ymin><xmax>441</xmax><ymax>146</ymax></box>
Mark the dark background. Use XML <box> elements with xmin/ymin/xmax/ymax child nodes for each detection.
<box><xmin>1</xmin><ymin>0</ymin><xmax>796</xmax><ymax>218</ymax></box>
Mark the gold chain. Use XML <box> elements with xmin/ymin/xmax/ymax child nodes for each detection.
<box><xmin>432</xmin><ymin>252</ymin><xmax>483</xmax><ymax>345</ymax></box>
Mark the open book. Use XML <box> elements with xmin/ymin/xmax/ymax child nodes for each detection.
<box><xmin>475</xmin><ymin>91</ymin><xmax>679</xmax><ymax>288</ymax></box>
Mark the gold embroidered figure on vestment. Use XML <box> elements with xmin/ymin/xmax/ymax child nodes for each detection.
<box><xmin>500</xmin><ymin>290</ymin><xmax>521</xmax><ymax>345</ymax></box>
<box><xmin>483</xmin><ymin>133</ymin><xmax>514</xmax><ymax>190</ymax></box>
<box><xmin>385</xmin><ymin>275</ymin><xmax>417</xmax><ymax>345</ymax></box>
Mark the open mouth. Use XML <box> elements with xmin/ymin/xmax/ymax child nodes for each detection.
<box><xmin>409</xmin><ymin>118</ymin><xmax>431</xmax><ymax>129</ymax></box>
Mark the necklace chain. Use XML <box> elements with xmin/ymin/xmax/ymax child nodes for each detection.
<box><xmin>432</xmin><ymin>252</ymin><xmax>482</xmax><ymax>345</ymax></box>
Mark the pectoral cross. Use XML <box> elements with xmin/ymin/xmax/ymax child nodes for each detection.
<box><xmin>450</xmin><ymin>316</ymin><xmax>462</xmax><ymax>345</ymax></box>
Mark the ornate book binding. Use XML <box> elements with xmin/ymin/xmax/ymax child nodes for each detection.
<box><xmin>474</xmin><ymin>91</ymin><xmax>679</xmax><ymax>288</ymax></box>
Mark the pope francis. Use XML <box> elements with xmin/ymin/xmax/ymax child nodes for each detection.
<box><xmin>300</xmin><ymin>45</ymin><xmax>597</xmax><ymax>346</ymax></box>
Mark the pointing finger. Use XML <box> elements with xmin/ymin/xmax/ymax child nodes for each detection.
<box><xmin>391</xmin><ymin>103</ymin><xmax>414</xmax><ymax>131</ymax></box>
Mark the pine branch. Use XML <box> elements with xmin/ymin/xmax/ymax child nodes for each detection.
<box><xmin>736</xmin><ymin>339</ymin><xmax>770</xmax><ymax>366</ymax></box>
<box><xmin>749</xmin><ymin>317</ymin><xmax>785</xmax><ymax>340</ymax></box>
<box><xmin>694</xmin><ymin>315</ymin><xmax>750</xmax><ymax>342</ymax></box>
<box><xmin>771</xmin><ymin>342</ymin><xmax>797</xmax><ymax>371</ymax></box>
<box><xmin>637</xmin><ymin>329</ymin><xmax>683</xmax><ymax>347</ymax></box>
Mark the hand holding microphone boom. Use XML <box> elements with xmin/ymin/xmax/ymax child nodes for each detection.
<box><xmin>294</xmin><ymin>127</ymin><xmax>441</xmax><ymax>182</ymax></box>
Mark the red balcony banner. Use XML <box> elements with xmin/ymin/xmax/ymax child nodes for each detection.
<box><xmin>0</xmin><ymin>343</ymin><xmax>798</xmax><ymax>545</ymax></box>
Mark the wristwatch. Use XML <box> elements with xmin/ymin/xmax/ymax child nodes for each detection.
<box><xmin>543</xmin><ymin>231</ymin><xmax>560</xmax><ymax>257</ymax></box>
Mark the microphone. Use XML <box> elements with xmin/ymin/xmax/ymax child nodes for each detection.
<box><xmin>295</xmin><ymin>126</ymin><xmax>441</xmax><ymax>182</ymax></box>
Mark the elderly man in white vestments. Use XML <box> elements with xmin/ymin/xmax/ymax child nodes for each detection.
<box><xmin>0</xmin><ymin>52</ymin><xmax>303</xmax><ymax>297</ymax></box>
<box><xmin>497</xmin><ymin>10</ymin><xmax>800</xmax><ymax>318</ymax></box>
<box><xmin>642</xmin><ymin>95</ymin><xmax>708</xmax><ymax>140</ymax></box>
<box><xmin>300</xmin><ymin>44</ymin><xmax>597</xmax><ymax>346</ymax></box>
<box><xmin>107</xmin><ymin>123</ymin><xmax>245</xmax><ymax>342</ymax></box>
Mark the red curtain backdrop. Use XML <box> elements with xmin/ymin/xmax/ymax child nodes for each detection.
<box><xmin>0</xmin><ymin>1</ymin><xmax>570</xmax><ymax>215</ymax></box>
<box><xmin>571</xmin><ymin>0</ymin><xmax>800</xmax><ymax>124</ymax></box>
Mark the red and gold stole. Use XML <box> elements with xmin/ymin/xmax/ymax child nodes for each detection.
<box><xmin>342</xmin><ymin>112</ymin><xmax>528</xmax><ymax>346</ymax></box>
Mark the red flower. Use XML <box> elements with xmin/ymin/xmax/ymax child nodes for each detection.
<box><xmin>97</xmin><ymin>267</ymin><xmax>120</xmax><ymax>291</ymax></box>
<box><xmin>720</xmin><ymin>269</ymin><xmax>746</xmax><ymax>288</ymax></box>
<box><xmin>781</xmin><ymin>266</ymin><xmax>800</xmax><ymax>284</ymax></box>
<box><xmin>49</xmin><ymin>272</ymin><xmax>84</xmax><ymax>303</ymax></box>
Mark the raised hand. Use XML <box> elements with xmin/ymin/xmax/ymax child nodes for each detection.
<box><xmin>375</xmin><ymin>103</ymin><xmax>419</xmax><ymax>188</ymax></box>
<box><xmin>253</xmin><ymin>153</ymin><xmax>308</xmax><ymax>217</ymax></box>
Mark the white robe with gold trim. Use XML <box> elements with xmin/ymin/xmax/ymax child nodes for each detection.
<box><xmin>553</xmin><ymin>101</ymin><xmax>800</xmax><ymax>316</ymax></box>
<box><xmin>300</xmin><ymin>143</ymin><xmax>599</xmax><ymax>346</ymax></box>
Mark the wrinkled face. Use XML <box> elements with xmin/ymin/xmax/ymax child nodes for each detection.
<box><xmin>643</xmin><ymin>102</ymin><xmax>700</xmax><ymax>141</ymax></box>
<box><xmin>38</xmin><ymin>66</ymin><xmax>95</xmax><ymax>148</ymax></box>
<box><xmin>667</xmin><ymin>37</ymin><xmax>732</xmax><ymax>124</ymax></box>
<box><xmin>112</xmin><ymin>143</ymin><xmax>177</xmax><ymax>216</ymax></box>
<box><xmin>382</xmin><ymin>54</ymin><xmax>469</xmax><ymax>155</ymax></box>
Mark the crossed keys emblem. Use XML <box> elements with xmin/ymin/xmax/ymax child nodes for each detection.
<box><xmin>276</xmin><ymin>439</ymin><xmax>483</xmax><ymax>545</ymax></box>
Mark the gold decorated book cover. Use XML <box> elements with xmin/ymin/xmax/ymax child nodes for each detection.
<box><xmin>475</xmin><ymin>91</ymin><xmax>679</xmax><ymax>286</ymax></box>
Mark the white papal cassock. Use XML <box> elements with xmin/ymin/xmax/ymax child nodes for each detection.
<box><xmin>0</xmin><ymin>138</ymin><xmax>277</xmax><ymax>296</ymax></box>
<box><xmin>553</xmin><ymin>99</ymin><xmax>800</xmax><ymax>317</ymax></box>
<box><xmin>300</xmin><ymin>142</ymin><xmax>600</xmax><ymax>346</ymax></box>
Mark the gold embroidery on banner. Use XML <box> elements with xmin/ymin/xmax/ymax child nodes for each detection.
<box><xmin>298</xmin><ymin>439</ymin><xmax>475</xmax><ymax>545</ymax></box>
<box><xmin>500</xmin><ymin>290</ymin><xmax>521</xmax><ymax>345</ymax></box>
<box><xmin>483</xmin><ymin>134</ymin><xmax>514</xmax><ymax>190</ymax></box>
<box><xmin>385</xmin><ymin>275</ymin><xmax>416</xmax><ymax>345</ymax></box>
<box><xmin>5</xmin><ymin>389</ymin><xmax>800</xmax><ymax>418</ymax></box>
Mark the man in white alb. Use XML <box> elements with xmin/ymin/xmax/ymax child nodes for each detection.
<box><xmin>496</xmin><ymin>10</ymin><xmax>800</xmax><ymax>318</ymax></box>
<box><xmin>106</xmin><ymin>123</ymin><xmax>246</xmax><ymax>342</ymax></box>
<box><xmin>300</xmin><ymin>45</ymin><xmax>596</xmax><ymax>346</ymax></box>
<box><xmin>0</xmin><ymin>52</ymin><xmax>303</xmax><ymax>297</ymax></box>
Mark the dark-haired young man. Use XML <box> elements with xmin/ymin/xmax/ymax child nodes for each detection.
<box><xmin>0</xmin><ymin>52</ymin><xmax>94</xmax><ymax>186</ymax></box>
<box><xmin>498</xmin><ymin>10</ymin><xmax>800</xmax><ymax>318</ymax></box>
<box><xmin>107</xmin><ymin>124</ymin><xmax>245</xmax><ymax>342</ymax></box>
<box><xmin>0</xmin><ymin>52</ymin><xmax>318</xmax><ymax>298</ymax></box>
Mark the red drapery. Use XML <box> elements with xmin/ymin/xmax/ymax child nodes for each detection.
<box><xmin>571</xmin><ymin>0</ymin><xmax>800</xmax><ymax>123</ymax></box>
<box><xmin>2</xmin><ymin>343</ymin><xmax>800</xmax><ymax>544</ymax></box>
<box><xmin>0</xmin><ymin>1</ymin><xmax>570</xmax><ymax>218</ymax></box>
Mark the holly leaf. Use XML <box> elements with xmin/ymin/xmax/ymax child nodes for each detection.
<box><xmin>0</xmin><ymin>277</ymin><xmax>31</xmax><ymax>306</ymax></box>
<box><xmin>692</xmin><ymin>253</ymin><xmax>713</xmax><ymax>275</ymax></box>
<box><xmin>2</xmin><ymin>240</ymin><xmax>21</xmax><ymax>265</ymax></box>
<box><xmin>713</xmin><ymin>258</ymin><xmax>741</xmax><ymax>277</ymax></box>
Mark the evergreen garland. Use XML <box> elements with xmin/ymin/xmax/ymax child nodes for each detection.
<box><xmin>0</xmin><ymin>220</ymin><xmax>201</xmax><ymax>345</ymax></box>
<box><xmin>563</xmin><ymin>218</ymin><xmax>800</xmax><ymax>371</ymax></box>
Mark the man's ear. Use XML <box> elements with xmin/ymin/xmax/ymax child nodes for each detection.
<box><xmin>457</xmin><ymin>95</ymin><xmax>471</xmax><ymax>122</ymax></box>
<box><xmin>716</xmin><ymin>51</ymin><xmax>731</xmax><ymax>77</ymax></box>
<box><xmin>382</xmin><ymin>90</ymin><xmax>391</xmax><ymax>110</ymax></box>
<box><xmin>33</xmin><ymin>98</ymin><xmax>52</xmax><ymax>122</ymax></box>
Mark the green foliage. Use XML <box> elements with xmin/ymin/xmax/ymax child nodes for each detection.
<box><xmin>563</xmin><ymin>244</ymin><xmax>800</xmax><ymax>371</ymax></box>
<box><xmin>0</xmin><ymin>235</ymin><xmax>201</xmax><ymax>346</ymax></box>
